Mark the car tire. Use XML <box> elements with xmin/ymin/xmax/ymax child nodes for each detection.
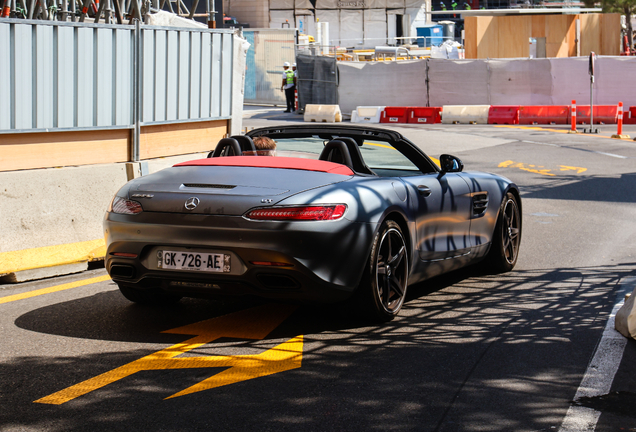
<box><xmin>117</xmin><ymin>283</ymin><xmax>182</xmax><ymax>305</ymax></box>
<box><xmin>485</xmin><ymin>192</ymin><xmax>521</xmax><ymax>273</ymax></box>
<box><xmin>354</xmin><ymin>220</ymin><xmax>409</xmax><ymax>322</ymax></box>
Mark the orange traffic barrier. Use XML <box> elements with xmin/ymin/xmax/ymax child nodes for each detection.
<box><xmin>408</xmin><ymin>107</ymin><xmax>442</xmax><ymax>124</ymax></box>
<box><xmin>488</xmin><ymin>106</ymin><xmax>520</xmax><ymax>125</ymax></box>
<box><xmin>518</xmin><ymin>105</ymin><xmax>569</xmax><ymax>125</ymax></box>
<box><xmin>575</xmin><ymin>105</ymin><xmax>618</xmax><ymax>124</ymax></box>
<box><xmin>570</xmin><ymin>100</ymin><xmax>577</xmax><ymax>131</ymax></box>
<box><xmin>380</xmin><ymin>107</ymin><xmax>410</xmax><ymax>124</ymax></box>
<box><xmin>623</xmin><ymin>106</ymin><xmax>636</xmax><ymax>125</ymax></box>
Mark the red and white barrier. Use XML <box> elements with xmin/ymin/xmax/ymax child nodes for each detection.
<box><xmin>380</xmin><ymin>107</ymin><xmax>410</xmax><ymax>124</ymax></box>
<box><xmin>518</xmin><ymin>105</ymin><xmax>569</xmax><ymax>125</ymax></box>
<box><xmin>488</xmin><ymin>106</ymin><xmax>520</xmax><ymax>125</ymax></box>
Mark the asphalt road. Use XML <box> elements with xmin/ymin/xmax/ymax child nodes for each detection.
<box><xmin>1</xmin><ymin>110</ymin><xmax>636</xmax><ymax>432</ymax></box>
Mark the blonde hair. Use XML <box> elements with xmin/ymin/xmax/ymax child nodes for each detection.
<box><xmin>253</xmin><ymin>136</ymin><xmax>276</xmax><ymax>150</ymax></box>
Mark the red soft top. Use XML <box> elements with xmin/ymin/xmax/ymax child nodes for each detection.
<box><xmin>174</xmin><ymin>156</ymin><xmax>354</xmax><ymax>176</ymax></box>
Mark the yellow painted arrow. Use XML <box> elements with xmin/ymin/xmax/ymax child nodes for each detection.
<box><xmin>35</xmin><ymin>303</ymin><xmax>301</xmax><ymax>405</ymax></box>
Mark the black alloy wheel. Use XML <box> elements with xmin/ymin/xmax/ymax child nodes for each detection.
<box><xmin>355</xmin><ymin>220</ymin><xmax>409</xmax><ymax>322</ymax></box>
<box><xmin>486</xmin><ymin>192</ymin><xmax>521</xmax><ymax>273</ymax></box>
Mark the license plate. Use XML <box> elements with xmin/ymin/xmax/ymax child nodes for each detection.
<box><xmin>157</xmin><ymin>250</ymin><xmax>230</xmax><ymax>272</ymax></box>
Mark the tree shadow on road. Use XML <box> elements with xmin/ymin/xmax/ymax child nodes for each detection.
<box><xmin>3</xmin><ymin>263</ymin><xmax>636</xmax><ymax>432</ymax></box>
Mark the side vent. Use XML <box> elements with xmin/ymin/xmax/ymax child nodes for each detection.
<box><xmin>182</xmin><ymin>184</ymin><xmax>236</xmax><ymax>189</ymax></box>
<box><xmin>472</xmin><ymin>193</ymin><xmax>489</xmax><ymax>218</ymax></box>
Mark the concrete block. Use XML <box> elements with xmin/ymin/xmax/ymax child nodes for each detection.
<box><xmin>351</xmin><ymin>106</ymin><xmax>385</xmax><ymax>124</ymax></box>
<box><xmin>616</xmin><ymin>288</ymin><xmax>636</xmax><ymax>339</ymax></box>
<box><xmin>0</xmin><ymin>163</ymin><xmax>129</xmax><ymax>254</ymax></box>
<box><xmin>442</xmin><ymin>105</ymin><xmax>490</xmax><ymax>124</ymax></box>
<box><xmin>304</xmin><ymin>105</ymin><xmax>342</xmax><ymax>123</ymax></box>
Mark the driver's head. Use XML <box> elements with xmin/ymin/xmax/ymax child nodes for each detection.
<box><xmin>252</xmin><ymin>136</ymin><xmax>277</xmax><ymax>156</ymax></box>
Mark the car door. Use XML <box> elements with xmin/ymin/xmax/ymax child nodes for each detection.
<box><xmin>401</xmin><ymin>172</ymin><xmax>472</xmax><ymax>263</ymax></box>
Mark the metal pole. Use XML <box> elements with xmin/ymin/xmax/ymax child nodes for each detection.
<box><xmin>26</xmin><ymin>0</ymin><xmax>35</xmax><ymax>18</ymax></box>
<box><xmin>132</xmin><ymin>19</ymin><xmax>141</xmax><ymax>162</ymax></box>
<box><xmin>589</xmin><ymin>74</ymin><xmax>594</xmax><ymax>131</ymax></box>
<box><xmin>188</xmin><ymin>0</ymin><xmax>198</xmax><ymax>19</ymax></box>
<box><xmin>61</xmin><ymin>0</ymin><xmax>67</xmax><ymax>20</ymax></box>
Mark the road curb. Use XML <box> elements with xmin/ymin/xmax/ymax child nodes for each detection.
<box><xmin>0</xmin><ymin>239</ymin><xmax>106</xmax><ymax>283</ymax></box>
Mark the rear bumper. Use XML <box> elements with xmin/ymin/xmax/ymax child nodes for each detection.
<box><xmin>104</xmin><ymin>211</ymin><xmax>376</xmax><ymax>303</ymax></box>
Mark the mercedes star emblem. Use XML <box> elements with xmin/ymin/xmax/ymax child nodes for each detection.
<box><xmin>184</xmin><ymin>197</ymin><xmax>200</xmax><ymax>210</ymax></box>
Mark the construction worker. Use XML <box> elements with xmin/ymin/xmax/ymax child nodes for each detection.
<box><xmin>451</xmin><ymin>1</ymin><xmax>458</xmax><ymax>9</ymax></box>
<box><xmin>280</xmin><ymin>62</ymin><xmax>296</xmax><ymax>113</ymax></box>
<box><xmin>463</xmin><ymin>1</ymin><xmax>471</xmax><ymax>9</ymax></box>
<box><xmin>439</xmin><ymin>1</ymin><xmax>447</xmax><ymax>10</ymax></box>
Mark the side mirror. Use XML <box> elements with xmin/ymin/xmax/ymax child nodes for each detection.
<box><xmin>439</xmin><ymin>154</ymin><xmax>464</xmax><ymax>173</ymax></box>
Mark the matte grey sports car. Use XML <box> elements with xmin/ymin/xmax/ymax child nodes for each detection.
<box><xmin>104</xmin><ymin>124</ymin><xmax>521</xmax><ymax>321</ymax></box>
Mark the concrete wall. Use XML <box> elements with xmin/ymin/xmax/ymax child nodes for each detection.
<box><xmin>335</xmin><ymin>56</ymin><xmax>636</xmax><ymax>114</ymax></box>
<box><xmin>0</xmin><ymin>152</ymin><xmax>211</xmax><ymax>282</ymax></box>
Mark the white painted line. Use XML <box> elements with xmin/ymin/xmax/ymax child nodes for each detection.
<box><xmin>558</xmin><ymin>278</ymin><xmax>635</xmax><ymax>432</ymax></box>
<box><xmin>593</xmin><ymin>151</ymin><xmax>628</xmax><ymax>159</ymax></box>
<box><xmin>521</xmin><ymin>140</ymin><xmax>560</xmax><ymax>147</ymax></box>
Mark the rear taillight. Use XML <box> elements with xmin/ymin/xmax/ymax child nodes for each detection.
<box><xmin>245</xmin><ymin>204</ymin><xmax>347</xmax><ymax>221</ymax></box>
<box><xmin>110</xmin><ymin>196</ymin><xmax>143</xmax><ymax>214</ymax></box>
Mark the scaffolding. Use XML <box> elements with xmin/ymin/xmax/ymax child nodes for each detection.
<box><xmin>0</xmin><ymin>0</ymin><xmax>214</xmax><ymax>24</ymax></box>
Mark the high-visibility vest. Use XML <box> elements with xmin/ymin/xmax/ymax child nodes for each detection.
<box><xmin>285</xmin><ymin>70</ymin><xmax>295</xmax><ymax>85</ymax></box>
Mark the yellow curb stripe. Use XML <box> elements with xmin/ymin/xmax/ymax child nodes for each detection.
<box><xmin>0</xmin><ymin>274</ymin><xmax>111</xmax><ymax>305</ymax></box>
<box><xmin>0</xmin><ymin>239</ymin><xmax>106</xmax><ymax>275</ymax></box>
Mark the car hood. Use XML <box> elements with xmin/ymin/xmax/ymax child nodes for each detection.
<box><xmin>126</xmin><ymin>165</ymin><xmax>353</xmax><ymax>215</ymax></box>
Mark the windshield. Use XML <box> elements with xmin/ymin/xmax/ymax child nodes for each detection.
<box><xmin>268</xmin><ymin>136</ymin><xmax>424</xmax><ymax>177</ymax></box>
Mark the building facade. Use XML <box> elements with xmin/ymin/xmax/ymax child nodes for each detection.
<box><xmin>225</xmin><ymin>0</ymin><xmax>431</xmax><ymax>47</ymax></box>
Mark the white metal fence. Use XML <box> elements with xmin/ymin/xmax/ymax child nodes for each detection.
<box><xmin>0</xmin><ymin>19</ymin><xmax>235</xmax><ymax>134</ymax></box>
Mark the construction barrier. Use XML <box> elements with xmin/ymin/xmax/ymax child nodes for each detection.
<box><xmin>574</xmin><ymin>105</ymin><xmax>618</xmax><ymax>124</ymax></box>
<box><xmin>441</xmin><ymin>105</ymin><xmax>490</xmax><ymax>124</ymax></box>
<box><xmin>408</xmin><ymin>107</ymin><xmax>442</xmax><ymax>124</ymax></box>
<box><xmin>615</xmin><ymin>286</ymin><xmax>636</xmax><ymax>340</ymax></box>
<box><xmin>351</xmin><ymin>106</ymin><xmax>385</xmax><ymax>124</ymax></box>
<box><xmin>518</xmin><ymin>105</ymin><xmax>569</xmax><ymax>125</ymax></box>
<box><xmin>488</xmin><ymin>106</ymin><xmax>520</xmax><ymax>125</ymax></box>
<box><xmin>304</xmin><ymin>104</ymin><xmax>343</xmax><ymax>123</ymax></box>
<box><xmin>622</xmin><ymin>106</ymin><xmax>636</xmax><ymax>125</ymax></box>
<box><xmin>380</xmin><ymin>107</ymin><xmax>410</xmax><ymax>124</ymax></box>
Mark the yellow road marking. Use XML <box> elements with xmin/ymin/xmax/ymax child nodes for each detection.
<box><xmin>499</xmin><ymin>160</ymin><xmax>587</xmax><ymax>177</ymax></box>
<box><xmin>560</xmin><ymin>165</ymin><xmax>587</xmax><ymax>174</ymax></box>
<box><xmin>0</xmin><ymin>274</ymin><xmax>111</xmax><ymax>305</ymax></box>
<box><xmin>35</xmin><ymin>303</ymin><xmax>301</xmax><ymax>404</ymax></box>
<box><xmin>0</xmin><ymin>239</ymin><xmax>106</xmax><ymax>275</ymax></box>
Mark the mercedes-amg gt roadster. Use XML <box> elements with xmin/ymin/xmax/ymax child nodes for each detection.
<box><xmin>104</xmin><ymin>125</ymin><xmax>521</xmax><ymax>321</ymax></box>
